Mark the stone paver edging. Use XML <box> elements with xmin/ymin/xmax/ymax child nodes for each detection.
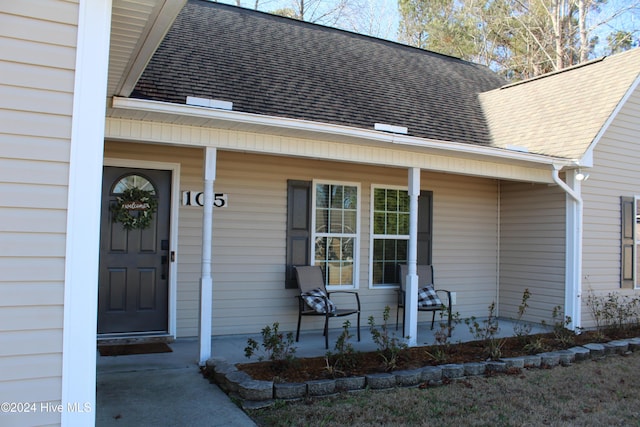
<box><xmin>206</xmin><ymin>337</ymin><xmax>640</xmax><ymax>409</ymax></box>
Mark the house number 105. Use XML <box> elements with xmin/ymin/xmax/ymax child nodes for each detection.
<box><xmin>181</xmin><ymin>191</ymin><xmax>228</xmax><ymax>208</ymax></box>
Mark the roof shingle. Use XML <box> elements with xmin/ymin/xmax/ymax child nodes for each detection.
<box><xmin>132</xmin><ymin>0</ymin><xmax>506</xmax><ymax>145</ymax></box>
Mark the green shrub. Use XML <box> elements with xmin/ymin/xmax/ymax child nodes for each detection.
<box><xmin>368</xmin><ymin>306</ymin><xmax>408</xmax><ymax>371</ymax></box>
<box><xmin>244</xmin><ymin>322</ymin><xmax>297</xmax><ymax>364</ymax></box>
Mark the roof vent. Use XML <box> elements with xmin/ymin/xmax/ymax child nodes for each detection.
<box><xmin>186</xmin><ymin>96</ymin><xmax>233</xmax><ymax>111</ymax></box>
<box><xmin>374</xmin><ymin>123</ymin><xmax>408</xmax><ymax>135</ymax></box>
<box><xmin>506</xmin><ymin>145</ymin><xmax>529</xmax><ymax>153</ymax></box>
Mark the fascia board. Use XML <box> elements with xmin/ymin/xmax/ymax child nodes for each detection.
<box><xmin>111</xmin><ymin>96</ymin><xmax>574</xmax><ymax>168</ymax></box>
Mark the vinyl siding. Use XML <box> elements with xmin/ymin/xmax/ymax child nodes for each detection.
<box><xmin>0</xmin><ymin>1</ymin><xmax>78</xmax><ymax>422</ymax></box>
<box><xmin>105</xmin><ymin>142</ymin><xmax>502</xmax><ymax>336</ymax></box>
<box><xmin>499</xmin><ymin>181</ymin><xmax>566</xmax><ymax>324</ymax></box>
<box><xmin>581</xmin><ymin>85</ymin><xmax>640</xmax><ymax>328</ymax></box>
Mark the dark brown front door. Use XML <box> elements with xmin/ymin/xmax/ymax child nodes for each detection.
<box><xmin>98</xmin><ymin>167</ymin><xmax>171</xmax><ymax>335</ymax></box>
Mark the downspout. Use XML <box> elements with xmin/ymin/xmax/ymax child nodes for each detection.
<box><xmin>551</xmin><ymin>164</ymin><xmax>582</xmax><ymax>331</ymax></box>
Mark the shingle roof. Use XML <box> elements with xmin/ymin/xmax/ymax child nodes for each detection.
<box><xmin>131</xmin><ymin>0</ymin><xmax>506</xmax><ymax>145</ymax></box>
<box><xmin>480</xmin><ymin>48</ymin><xmax>640</xmax><ymax>160</ymax></box>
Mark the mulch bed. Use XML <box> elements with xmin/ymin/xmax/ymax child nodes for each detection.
<box><xmin>237</xmin><ymin>328</ymin><xmax>639</xmax><ymax>383</ymax></box>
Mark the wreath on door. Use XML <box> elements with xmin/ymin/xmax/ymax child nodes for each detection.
<box><xmin>111</xmin><ymin>188</ymin><xmax>158</xmax><ymax>230</ymax></box>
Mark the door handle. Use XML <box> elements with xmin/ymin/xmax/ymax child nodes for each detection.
<box><xmin>170</xmin><ymin>251</ymin><xmax>175</xmax><ymax>262</ymax></box>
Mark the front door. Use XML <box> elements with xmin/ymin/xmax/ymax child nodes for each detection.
<box><xmin>98</xmin><ymin>167</ymin><xmax>171</xmax><ymax>335</ymax></box>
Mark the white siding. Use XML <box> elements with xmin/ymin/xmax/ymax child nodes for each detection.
<box><xmin>581</xmin><ymin>85</ymin><xmax>640</xmax><ymax>327</ymax></box>
<box><xmin>499</xmin><ymin>181</ymin><xmax>566</xmax><ymax>324</ymax></box>
<box><xmin>0</xmin><ymin>1</ymin><xmax>78</xmax><ymax>424</ymax></box>
<box><xmin>104</xmin><ymin>142</ymin><xmax>503</xmax><ymax>337</ymax></box>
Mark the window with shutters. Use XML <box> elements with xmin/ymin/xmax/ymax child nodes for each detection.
<box><xmin>370</xmin><ymin>186</ymin><xmax>409</xmax><ymax>288</ymax></box>
<box><xmin>312</xmin><ymin>181</ymin><xmax>359</xmax><ymax>289</ymax></box>
<box><xmin>620</xmin><ymin>196</ymin><xmax>640</xmax><ymax>289</ymax></box>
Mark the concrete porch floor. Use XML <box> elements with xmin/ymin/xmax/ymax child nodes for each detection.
<box><xmin>97</xmin><ymin>317</ymin><xmax>549</xmax><ymax>370</ymax></box>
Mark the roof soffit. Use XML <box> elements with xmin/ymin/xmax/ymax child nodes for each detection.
<box><xmin>108</xmin><ymin>0</ymin><xmax>186</xmax><ymax>98</ymax></box>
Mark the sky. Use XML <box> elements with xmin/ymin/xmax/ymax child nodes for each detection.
<box><xmin>214</xmin><ymin>0</ymin><xmax>639</xmax><ymax>56</ymax></box>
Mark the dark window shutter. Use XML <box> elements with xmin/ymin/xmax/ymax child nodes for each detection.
<box><xmin>417</xmin><ymin>190</ymin><xmax>433</xmax><ymax>265</ymax></box>
<box><xmin>286</xmin><ymin>180</ymin><xmax>311</xmax><ymax>288</ymax></box>
<box><xmin>621</xmin><ymin>196</ymin><xmax>635</xmax><ymax>289</ymax></box>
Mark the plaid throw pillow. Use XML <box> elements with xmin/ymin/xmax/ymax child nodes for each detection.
<box><xmin>301</xmin><ymin>288</ymin><xmax>337</xmax><ymax>314</ymax></box>
<box><xmin>418</xmin><ymin>285</ymin><xmax>442</xmax><ymax>308</ymax></box>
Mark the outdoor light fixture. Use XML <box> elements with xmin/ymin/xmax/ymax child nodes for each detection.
<box><xmin>575</xmin><ymin>169</ymin><xmax>589</xmax><ymax>181</ymax></box>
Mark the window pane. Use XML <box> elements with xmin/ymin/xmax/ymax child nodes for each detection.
<box><xmin>387</xmin><ymin>189</ymin><xmax>398</xmax><ymax>211</ymax></box>
<box><xmin>330</xmin><ymin>185</ymin><xmax>343</xmax><ymax>208</ymax></box>
<box><xmin>374</xmin><ymin>188</ymin><xmax>386</xmax><ymax>210</ymax></box>
<box><xmin>315</xmin><ymin>237</ymin><xmax>327</xmax><ymax>261</ymax></box>
<box><xmin>373</xmin><ymin>239</ymin><xmax>384</xmax><ymax>261</ymax></box>
<box><xmin>398</xmin><ymin>191</ymin><xmax>409</xmax><ymax>212</ymax></box>
<box><xmin>328</xmin><ymin>210</ymin><xmax>340</xmax><ymax>233</ymax></box>
<box><xmin>316</xmin><ymin>208</ymin><xmax>328</xmax><ymax>232</ymax></box>
<box><xmin>372</xmin><ymin>262</ymin><xmax>384</xmax><ymax>284</ymax></box>
<box><xmin>343</xmin><ymin>186</ymin><xmax>357</xmax><ymax>209</ymax></box>
<box><xmin>112</xmin><ymin>174</ymin><xmax>156</xmax><ymax>194</ymax></box>
<box><xmin>398</xmin><ymin>213</ymin><xmax>409</xmax><ymax>235</ymax></box>
<box><xmin>374</xmin><ymin>212</ymin><xmax>385</xmax><ymax>234</ymax></box>
<box><xmin>316</xmin><ymin>184</ymin><xmax>329</xmax><ymax>208</ymax></box>
<box><xmin>344</xmin><ymin>210</ymin><xmax>357</xmax><ymax>234</ymax></box>
<box><xmin>386</xmin><ymin>213</ymin><xmax>398</xmax><ymax>235</ymax></box>
<box><xmin>397</xmin><ymin>240</ymin><xmax>408</xmax><ymax>261</ymax></box>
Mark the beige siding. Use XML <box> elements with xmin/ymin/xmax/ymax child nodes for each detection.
<box><xmin>499</xmin><ymin>181</ymin><xmax>566</xmax><ymax>324</ymax></box>
<box><xmin>581</xmin><ymin>85</ymin><xmax>640</xmax><ymax>327</ymax></box>
<box><xmin>105</xmin><ymin>141</ymin><xmax>503</xmax><ymax>337</ymax></box>
<box><xmin>0</xmin><ymin>1</ymin><xmax>78</xmax><ymax>424</ymax></box>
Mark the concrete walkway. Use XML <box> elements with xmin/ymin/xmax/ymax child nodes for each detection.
<box><xmin>96</xmin><ymin>340</ymin><xmax>256</xmax><ymax>427</ymax></box>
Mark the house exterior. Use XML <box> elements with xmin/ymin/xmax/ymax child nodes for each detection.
<box><xmin>1</xmin><ymin>0</ymin><xmax>639</xmax><ymax>425</ymax></box>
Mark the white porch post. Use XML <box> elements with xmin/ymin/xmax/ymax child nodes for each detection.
<box><xmin>405</xmin><ymin>168</ymin><xmax>420</xmax><ymax>346</ymax></box>
<box><xmin>564</xmin><ymin>170</ymin><xmax>583</xmax><ymax>330</ymax></box>
<box><xmin>552</xmin><ymin>165</ymin><xmax>583</xmax><ymax>331</ymax></box>
<box><xmin>199</xmin><ymin>147</ymin><xmax>217</xmax><ymax>365</ymax></box>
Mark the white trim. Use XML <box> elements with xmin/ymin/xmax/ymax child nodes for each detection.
<box><xmin>199</xmin><ymin>147</ymin><xmax>217</xmax><ymax>365</ymax></box>
<box><xmin>581</xmin><ymin>74</ymin><xmax>640</xmax><ymax>168</ymax></box>
<box><xmin>369</xmin><ymin>184</ymin><xmax>410</xmax><ymax>290</ymax></box>
<box><xmin>634</xmin><ymin>196</ymin><xmax>640</xmax><ymax>290</ymax></box>
<box><xmin>311</xmin><ymin>179</ymin><xmax>361</xmax><ymax>290</ymax></box>
<box><xmin>111</xmin><ymin>97</ymin><xmax>575</xmax><ymax>167</ymax></box>
<box><xmin>552</xmin><ymin>166</ymin><xmax>583</xmax><ymax>330</ymax></box>
<box><xmin>103</xmin><ymin>158</ymin><xmax>181</xmax><ymax>337</ymax></box>
<box><xmin>405</xmin><ymin>168</ymin><xmax>421</xmax><ymax>346</ymax></box>
<box><xmin>62</xmin><ymin>1</ymin><xmax>112</xmax><ymax>425</ymax></box>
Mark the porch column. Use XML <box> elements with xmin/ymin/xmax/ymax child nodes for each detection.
<box><xmin>405</xmin><ymin>168</ymin><xmax>420</xmax><ymax>346</ymax></box>
<box><xmin>552</xmin><ymin>165</ymin><xmax>583</xmax><ymax>331</ymax></box>
<box><xmin>564</xmin><ymin>170</ymin><xmax>583</xmax><ymax>330</ymax></box>
<box><xmin>199</xmin><ymin>147</ymin><xmax>217</xmax><ymax>365</ymax></box>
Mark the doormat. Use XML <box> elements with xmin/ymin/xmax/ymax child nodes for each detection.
<box><xmin>98</xmin><ymin>342</ymin><xmax>172</xmax><ymax>357</ymax></box>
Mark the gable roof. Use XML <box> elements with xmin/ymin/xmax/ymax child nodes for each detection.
<box><xmin>480</xmin><ymin>48</ymin><xmax>640</xmax><ymax>161</ymax></box>
<box><xmin>131</xmin><ymin>0</ymin><xmax>506</xmax><ymax>146</ymax></box>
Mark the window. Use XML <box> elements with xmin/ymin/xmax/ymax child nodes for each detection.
<box><xmin>620</xmin><ymin>196</ymin><xmax>640</xmax><ymax>289</ymax></box>
<box><xmin>111</xmin><ymin>174</ymin><xmax>156</xmax><ymax>194</ymax></box>
<box><xmin>312</xmin><ymin>182</ymin><xmax>359</xmax><ymax>288</ymax></box>
<box><xmin>371</xmin><ymin>186</ymin><xmax>409</xmax><ymax>287</ymax></box>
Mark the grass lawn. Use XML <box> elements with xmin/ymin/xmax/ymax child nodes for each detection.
<box><xmin>246</xmin><ymin>351</ymin><xmax>640</xmax><ymax>426</ymax></box>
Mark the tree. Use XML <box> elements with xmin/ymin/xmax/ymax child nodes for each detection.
<box><xmin>398</xmin><ymin>0</ymin><xmax>640</xmax><ymax>80</ymax></box>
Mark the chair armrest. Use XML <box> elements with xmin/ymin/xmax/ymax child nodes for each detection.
<box><xmin>435</xmin><ymin>289</ymin><xmax>452</xmax><ymax>310</ymax></box>
<box><xmin>327</xmin><ymin>290</ymin><xmax>361</xmax><ymax>311</ymax></box>
<box><xmin>396</xmin><ymin>288</ymin><xmax>406</xmax><ymax>306</ymax></box>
